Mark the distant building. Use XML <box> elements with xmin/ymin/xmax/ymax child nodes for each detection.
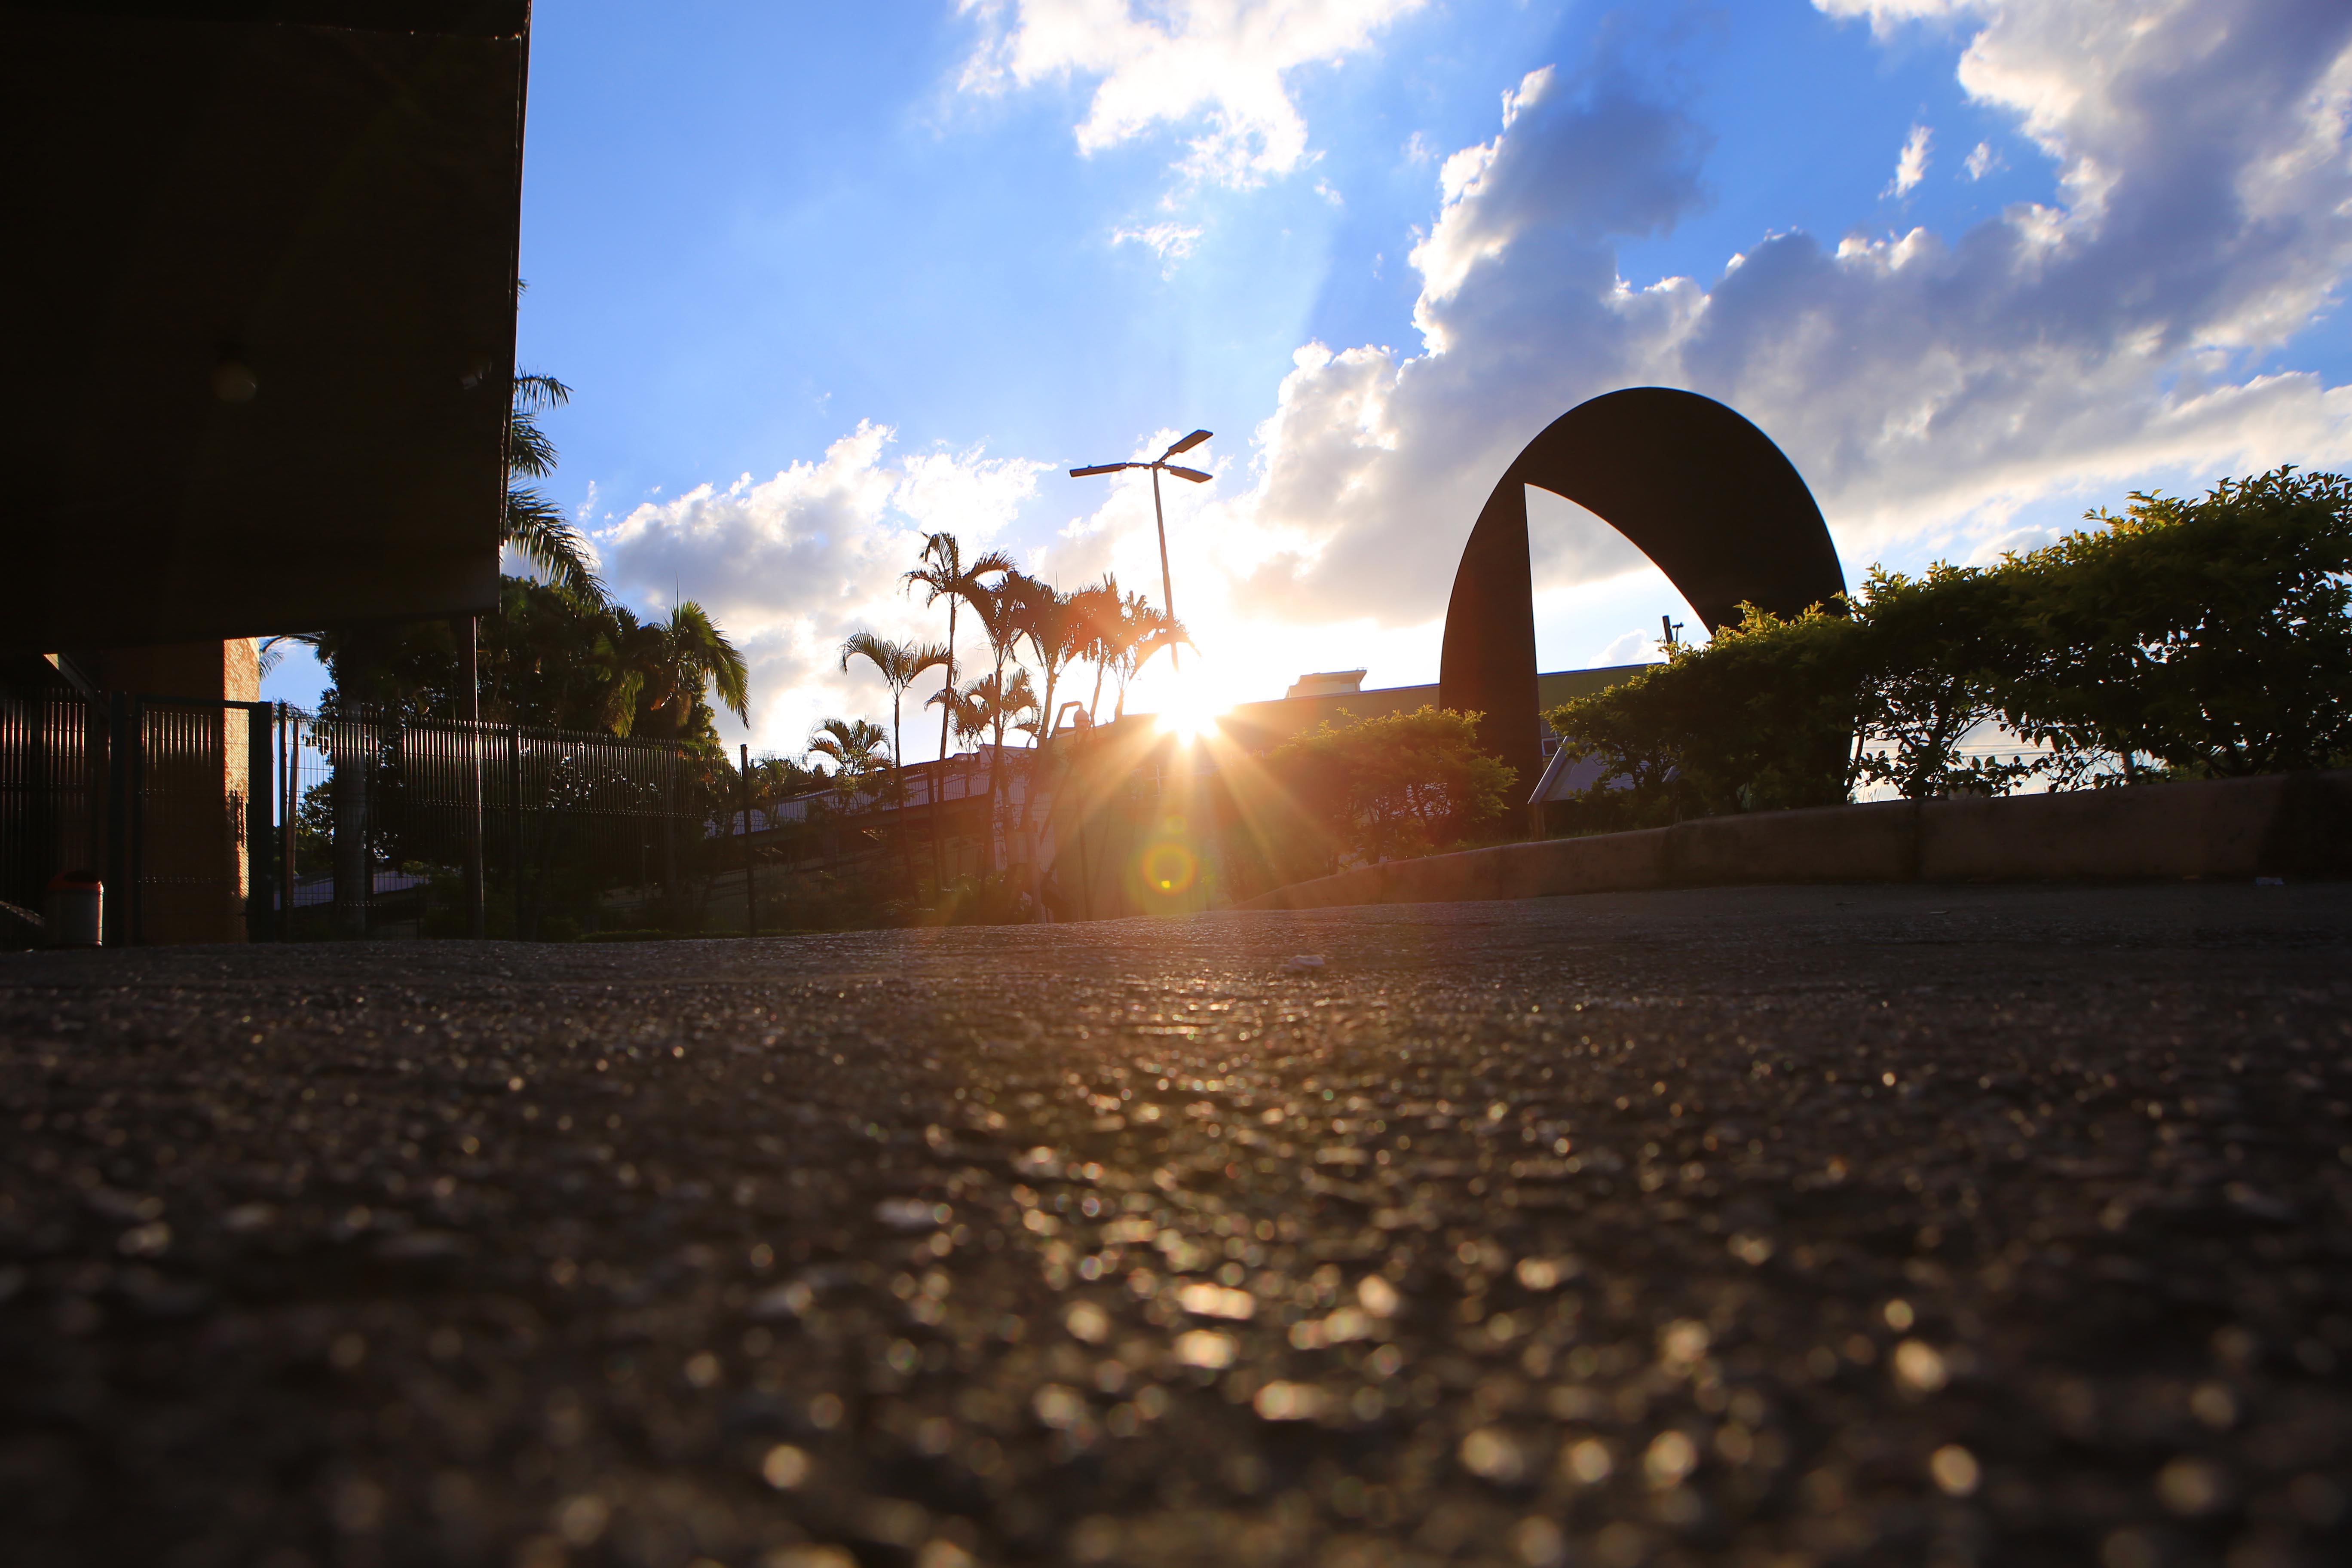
<box><xmin>1222</xmin><ymin>664</ymin><xmax>1652</xmax><ymax>759</ymax></box>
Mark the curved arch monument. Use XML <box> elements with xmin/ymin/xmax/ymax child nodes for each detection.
<box><xmin>1436</xmin><ymin>386</ymin><xmax>1846</xmax><ymax>791</ymax></box>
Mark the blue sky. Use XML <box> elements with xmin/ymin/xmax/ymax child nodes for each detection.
<box><xmin>269</xmin><ymin>0</ymin><xmax>2352</xmax><ymax>762</ymax></box>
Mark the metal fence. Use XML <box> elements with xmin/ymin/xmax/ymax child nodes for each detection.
<box><xmin>0</xmin><ymin>685</ymin><xmax>104</xmax><ymax>929</ymax></box>
<box><xmin>0</xmin><ymin>686</ymin><xmax>271</xmax><ymax>946</ymax></box>
<box><xmin>0</xmin><ymin>680</ymin><xmax>717</xmax><ymax>945</ymax></box>
<box><xmin>279</xmin><ymin>709</ymin><xmax>707</xmax><ymax>940</ymax></box>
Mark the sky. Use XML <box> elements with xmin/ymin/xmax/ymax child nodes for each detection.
<box><xmin>267</xmin><ymin>0</ymin><xmax>2352</xmax><ymax>765</ymax></box>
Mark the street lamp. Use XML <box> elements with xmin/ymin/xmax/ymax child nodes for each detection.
<box><xmin>1071</xmin><ymin>428</ymin><xmax>1211</xmax><ymax>670</ymax></box>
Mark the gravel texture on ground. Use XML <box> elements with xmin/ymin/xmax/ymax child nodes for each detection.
<box><xmin>2</xmin><ymin>883</ymin><xmax>2349</xmax><ymax>1568</ymax></box>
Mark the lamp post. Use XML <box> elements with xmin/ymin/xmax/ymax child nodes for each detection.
<box><xmin>1070</xmin><ymin>428</ymin><xmax>1210</xmax><ymax>671</ymax></box>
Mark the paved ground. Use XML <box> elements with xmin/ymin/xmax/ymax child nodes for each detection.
<box><xmin>2</xmin><ymin>884</ymin><xmax>2349</xmax><ymax>1568</ymax></box>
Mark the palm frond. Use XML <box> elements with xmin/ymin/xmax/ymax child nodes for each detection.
<box><xmin>673</xmin><ymin>601</ymin><xmax>750</xmax><ymax>724</ymax></box>
<box><xmin>512</xmin><ymin>372</ymin><xmax>573</xmax><ymax>413</ymax></box>
<box><xmin>503</xmin><ymin>487</ymin><xmax>606</xmax><ymax>602</ymax></box>
<box><xmin>256</xmin><ymin>631</ymin><xmax>322</xmax><ymax>679</ymax></box>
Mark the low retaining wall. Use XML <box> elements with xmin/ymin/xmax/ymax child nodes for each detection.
<box><xmin>1240</xmin><ymin>770</ymin><xmax>2352</xmax><ymax>911</ymax></box>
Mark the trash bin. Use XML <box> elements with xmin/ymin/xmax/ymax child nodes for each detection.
<box><xmin>45</xmin><ymin>870</ymin><xmax>102</xmax><ymax>947</ymax></box>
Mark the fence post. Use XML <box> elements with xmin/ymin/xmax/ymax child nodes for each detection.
<box><xmin>24</xmin><ymin>685</ymin><xmax>53</xmax><ymax>906</ymax></box>
<box><xmin>460</xmin><ymin>616</ymin><xmax>485</xmax><ymax>939</ymax></box>
<box><xmin>329</xmin><ymin>713</ymin><xmax>371</xmax><ymax>940</ymax></box>
<box><xmin>661</xmin><ymin>752</ymin><xmax>681</xmax><ymax>930</ymax></box>
<box><xmin>245</xmin><ymin>701</ymin><xmax>274</xmax><ymax>942</ymax></box>
<box><xmin>101</xmin><ymin>694</ymin><xmax>123</xmax><ymax>947</ymax></box>
<box><xmin>280</xmin><ymin>707</ymin><xmax>297</xmax><ymax>940</ymax></box>
<box><xmin>506</xmin><ymin>724</ymin><xmax>523</xmax><ymax>941</ymax></box>
<box><xmin>127</xmin><ymin>697</ymin><xmax>147</xmax><ymax>944</ymax></box>
<box><xmin>740</xmin><ymin>742</ymin><xmax>759</xmax><ymax>938</ymax></box>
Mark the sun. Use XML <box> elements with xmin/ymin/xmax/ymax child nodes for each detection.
<box><xmin>1154</xmin><ymin>684</ymin><xmax>1227</xmax><ymax>744</ymax></box>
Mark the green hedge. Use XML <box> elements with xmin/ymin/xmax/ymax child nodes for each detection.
<box><xmin>1544</xmin><ymin>467</ymin><xmax>2352</xmax><ymax>832</ymax></box>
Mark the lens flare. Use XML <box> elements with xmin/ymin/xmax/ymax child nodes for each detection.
<box><xmin>1140</xmin><ymin>841</ymin><xmax>1198</xmax><ymax>895</ymax></box>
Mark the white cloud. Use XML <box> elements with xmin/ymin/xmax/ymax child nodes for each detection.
<box><xmin>594</xmin><ymin>423</ymin><xmax>1050</xmax><ymax>758</ymax></box>
<box><xmin>1814</xmin><ymin>0</ymin><xmax>1975</xmax><ymax>39</ymax></box>
<box><xmin>1168</xmin><ymin>0</ymin><xmax>2352</xmax><ymax>663</ymax></box>
<box><xmin>1963</xmin><ymin>138</ymin><xmax>2003</xmax><ymax>179</ymax></box>
<box><xmin>1111</xmin><ymin>220</ymin><xmax>1205</xmax><ymax>273</ymax></box>
<box><xmin>624</xmin><ymin>0</ymin><xmax>2352</xmax><ymax>734</ymax></box>
<box><xmin>1594</xmin><ymin>628</ymin><xmax>1653</xmax><ymax>665</ymax></box>
<box><xmin>956</xmin><ymin>0</ymin><xmax>1426</xmax><ymax>186</ymax></box>
<box><xmin>1886</xmin><ymin>123</ymin><xmax>1933</xmax><ymax>196</ymax></box>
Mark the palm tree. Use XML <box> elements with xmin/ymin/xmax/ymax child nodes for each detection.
<box><xmin>840</xmin><ymin>631</ymin><xmax>947</xmax><ymax>890</ymax></box>
<box><xmin>505</xmin><ymin>373</ymin><xmax>605</xmax><ymax>603</ymax></box>
<box><xmin>950</xmin><ymin>579</ymin><xmax>1029</xmax><ymax>870</ymax></box>
<box><xmin>840</xmin><ymin>633</ymin><xmax>949</xmax><ymax>790</ymax></box>
<box><xmin>1107</xmin><ymin>591</ymin><xmax>1188</xmax><ymax>721</ymax></box>
<box><xmin>1067</xmin><ymin>577</ymin><xmax>1124</xmax><ymax>725</ymax></box>
<box><xmin>904</xmin><ymin>533</ymin><xmax>1015</xmax><ymax>885</ymax></box>
<box><xmin>808</xmin><ymin>717</ymin><xmax>891</xmax><ymax>802</ymax></box>
<box><xmin>1006</xmin><ymin>574</ymin><xmax>1093</xmax><ymax>747</ymax></box>
<box><xmin>1001</xmin><ymin>574</ymin><xmax>1104</xmax><ymax>851</ymax></box>
<box><xmin>937</xmin><ymin>663</ymin><xmax>1036</xmax><ymax>868</ymax></box>
<box><xmin>928</xmin><ymin>678</ymin><xmax>993</xmax><ymax>750</ymax></box>
<box><xmin>807</xmin><ymin>717</ymin><xmax>891</xmax><ymax>876</ymax></box>
<box><xmin>598</xmin><ymin>601</ymin><xmax>750</xmax><ymax>742</ymax></box>
<box><xmin>950</xmin><ymin>669</ymin><xmax>1036</xmax><ymax>750</ymax></box>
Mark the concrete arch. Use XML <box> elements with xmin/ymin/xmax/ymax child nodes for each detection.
<box><xmin>1435</xmin><ymin>386</ymin><xmax>1845</xmax><ymax>789</ymax></box>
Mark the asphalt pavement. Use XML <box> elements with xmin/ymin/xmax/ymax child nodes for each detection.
<box><xmin>2</xmin><ymin>883</ymin><xmax>2348</xmax><ymax>1568</ymax></box>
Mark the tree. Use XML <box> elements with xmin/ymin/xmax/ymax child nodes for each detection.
<box><xmin>744</xmin><ymin>754</ymin><xmax>826</xmax><ymax>815</ymax></box>
<box><xmin>929</xmin><ymin>680</ymin><xmax>993</xmax><ymax>750</ymax></box>
<box><xmin>1850</xmin><ymin>563</ymin><xmax>2040</xmax><ymax>799</ymax></box>
<box><xmin>2002</xmin><ymin>467</ymin><xmax>2352</xmax><ymax>778</ymax></box>
<box><xmin>1003</xmin><ymin>574</ymin><xmax>1098</xmax><ymax>840</ymax></box>
<box><xmin>598</xmin><ymin>601</ymin><xmax>750</xmax><ymax>746</ymax></box>
<box><xmin>904</xmin><ymin>533</ymin><xmax>1016</xmax><ymax>885</ymax></box>
<box><xmin>1105</xmin><ymin>589</ymin><xmax>1186</xmax><ymax>720</ymax></box>
<box><xmin>1543</xmin><ymin>604</ymin><xmax>1862</xmax><ymax>832</ymax></box>
<box><xmin>949</xmin><ymin>668</ymin><xmax>1038</xmax><ymax>751</ymax></box>
<box><xmin>1067</xmin><ymin>578</ymin><xmax>1124</xmax><ymax>726</ymax></box>
<box><xmin>951</xmin><ymin>576</ymin><xmax>1030</xmax><ymax>869</ymax></box>
<box><xmin>840</xmin><ymin>631</ymin><xmax>948</xmax><ymax>890</ymax></box>
<box><xmin>504</xmin><ymin>372</ymin><xmax>605</xmax><ymax>603</ymax></box>
<box><xmin>808</xmin><ymin>717</ymin><xmax>892</xmax><ymax>802</ymax></box>
<box><xmin>999</xmin><ymin>573</ymin><xmax>1149</xmax><ymax>906</ymax></box>
<box><xmin>1261</xmin><ymin>706</ymin><xmax>1519</xmax><ymax>882</ymax></box>
<box><xmin>840</xmin><ymin>632</ymin><xmax>949</xmax><ymax>792</ymax></box>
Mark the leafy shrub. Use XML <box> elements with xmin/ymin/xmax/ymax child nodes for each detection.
<box><xmin>1258</xmin><ymin>706</ymin><xmax>1519</xmax><ymax>881</ymax></box>
<box><xmin>1540</xmin><ymin>467</ymin><xmax>2352</xmax><ymax>834</ymax></box>
<box><xmin>1543</xmin><ymin>605</ymin><xmax>1860</xmax><ymax>831</ymax></box>
<box><xmin>2001</xmin><ymin>467</ymin><xmax>2352</xmax><ymax>778</ymax></box>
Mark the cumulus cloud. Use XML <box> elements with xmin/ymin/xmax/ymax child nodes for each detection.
<box><xmin>593</xmin><ymin>424</ymin><xmax>1050</xmax><ymax>756</ymax></box>
<box><xmin>1963</xmin><ymin>138</ymin><xmax>2003</xmax><ymax>179</ymax></box>
<box><xmin>1886</xmin><ymin>123</ymin><xmax>1932</xmax><ymax>196</ymax></box>
<box><xmin>957</xmin><ymin>0</ymin><xmax>1426</xmax><ymax>185</ymax></box>
<box><xmin>628</xmin><ymin>0</ymin><xmax>2352</xmax><ymax>732</ymax></box>
<box><xmin>1169</xmin><ymin>0</ymin><xmax>2352</xmax><ymax>652</ymax></box>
